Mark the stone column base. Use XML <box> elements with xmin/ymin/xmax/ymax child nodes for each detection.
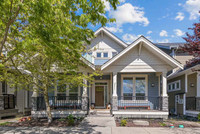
<box><xmin>0</xmin><ymin>95</ymin><xmax>4</xmax><ymax>110</ymax></box>
<box><xmin>112</xmin><ymin>96</ymin><xmax>118</xmax><ymax>111</ymax></box>
<box><xmin>82</xmin><ymin>96</ymin><xmax>88</xmax><ymax>111</ymax></box>
<box><xmin>160</xmin><ymin>96</ymin><xmax>168</xmax><ymax>112</ymax></box>
<box><xmin>32</xmin><ymin>97</ymin><xmax>38</xmax><ymax>111</ymax></box>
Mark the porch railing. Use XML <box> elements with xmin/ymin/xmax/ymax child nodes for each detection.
<box><xmin>3</xmin><ymin>94</ymin><xmax>15</xmax><ymax>109</ymax></box>
<box><xmin>186</xmin><ymin>97</ymin><xmax>200</xmax><ymax>111</ymax></box>
<box><xmin>117</xmin><ymin>96</ymin><xmax>160</xmax><ymax>110</ymax></box>
<box><xmin>36</xmin><ymin>96</ymin><xmax>84</xmax><ymax>111</ymax></box>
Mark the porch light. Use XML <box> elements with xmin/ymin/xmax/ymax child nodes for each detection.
<box><xmin>190</xmin><ymin>83</ymin><xmax>194</xmax><ymax>87</ymax></box>
<box><xmin>151</xmin><ymin>83</ymin><xmax>155</xmax><ymax>87</ymax></box>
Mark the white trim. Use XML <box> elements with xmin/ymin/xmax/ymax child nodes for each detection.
<box><xmin>185</xmin><ymin>110</ymin><xmax>200</xmax><ymax>117</ymax></box>
<box><xmin>183</xmin><ymin>94</ymin><xmax>186</xmax><ymax>115</ymax></box>
<box><xmin>167</xmin><ymin>80</ymin><xmax>181</xmax><ymax>92</ymax></box>
<box><xmin>168</xmin><ymin>64</ymin><xmax>200</xmax><ymax>80</ymax></box>
<box><xmin>94</xmin><ymin>27</ymin><xmax>127</xmax><ymax>48</ymax></box>
<box><xmin>94</xmin><ymin>80</ymin><xmax>109</xmax><ymax>108</ymax></box>
<box><xmin>197</xmin><ymin>72</ymin><xmax>200</xmax><ymax>97</ymax></box>
<box><xmin>113</xmin><ymin>111</ymin><xmax>168</xmax><ymax>115</ymax></box>
<box><xmin>185</xmin><ymin>73</ymin><xmax>188</xmax><ymax>93</ymax></box>
<box><xmin>101</xmin><ymin>36</ymin><xmax>183</xmax><ymax>71</ymax></box>
<box><xmin>121</xmin><ymin>74</ymin><xmax>148</xmax><ymax>97</ymax></box>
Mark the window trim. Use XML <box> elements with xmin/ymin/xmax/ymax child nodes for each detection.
<box><xmin>96</xmin><ymin>52</ymin><xmax>102</xmax><ymax>58</ymax></box>
<box><xmin>55</xmin><ymin>84</ymin><xmax>80</xmax><ymax>96</ymax></box>
<box><xmin>121</xmin><ymin>74</ymin><xmax>148</xmax><ymax>98</ymax></box>
<box><xmin>167</xmin><ymin>80</ymin><xmax>181</xmax><ymax>92</ymax></box>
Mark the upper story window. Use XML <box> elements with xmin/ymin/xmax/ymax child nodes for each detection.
<box><xmin>168</xmin><ymin>80</ymin><xmax>181</xmax><ymax>92</ymax></box>
<box><xmin>103</xmin><ymin>52</ymin><xmax>108</xmax><ymax>58</ymax></box>
<box><xmin>96</xmin><ymin>52</ymin><xmax>101</xmax><ymax>58</ymax></box>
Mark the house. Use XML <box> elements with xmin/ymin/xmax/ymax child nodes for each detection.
<box><xmin>30</xmin><ymin>27</ymin><xmax>183</xmax><ymax>119</ymax></box>
<box><xmin>0</xmin><ymin>81</ymin><xmax>32</xmax><ymax>119</ymax></box>
<box><xmin>168</xmin><ymin>63</ymin><xmax>200</xmax><ymax>117</ymax></box>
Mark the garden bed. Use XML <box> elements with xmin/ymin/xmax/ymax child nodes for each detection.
<box><xmin>115</xmin><ymin>118</ymin><xmax>200</xmax><ymax>127</ymax></box>
<box><xmin>0</xmin><ymin>116</ymin><xmax>84</xmax><ymax>127</ymax></box>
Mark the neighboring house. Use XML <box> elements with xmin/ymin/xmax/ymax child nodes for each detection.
<box><xmin>168</xmin><ymin>64</ymin><xmax>200</xmax><ymax>117</ymax></box>
<box><xmin>30</xmin><ymin>27</ymin><xmax>183</xmax><ymax>119</ymax></box>
<box><xmin>0</xmin><ymin>81</ymin><xmax>32</xmax><ymax>119</ymax></box>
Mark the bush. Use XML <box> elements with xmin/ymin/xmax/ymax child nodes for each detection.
<box><xmin>67</xmin><ymin>114</ymin><xmax>75</xmax><ymax>126</ymax></box>
<box><xmin>120</xmin><ymin>119</ymin><xmax>127</xmax><ymax>126</ymax></box>
<box><xmin>198</xmin><ymin>113</ymin><xmax>200</xmax><ymax>120</ymax></box>
<box><xmin>160</xmin><ymin>122</ymin><xmax>167</xmax><ymax>127</ymax></box>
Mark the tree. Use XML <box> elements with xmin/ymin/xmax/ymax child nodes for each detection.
<box><xmin>0</xmin><ymin>0</ymin><xmax>119</xmax><ymax>123</ymax></box>
<box><xmin>181</xmin><ymin>12</ymin><xmax>200</xmax><ymax>67</ymax></box>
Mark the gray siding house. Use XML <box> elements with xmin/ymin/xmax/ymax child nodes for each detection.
<box><xmin>1</xmin><ymin>27</ymin><xmax>185</xmax><ymax>119</ymax></box>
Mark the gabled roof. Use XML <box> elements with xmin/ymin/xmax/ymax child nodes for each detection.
<box><xmin>80</xmin><ymin>57</ymin><xmax>95</xmax><ymax>70</ymax></box>
<box><xmin>94</xmin><ymin>27</ymin><xmax>128</xmax><ymax>48</ymax></box>
<box><xmin>101</xmin><ymin>36</ymin><xmax>183</xmax><ymax>70</ymax></box>
<box><xmin>154</xmin><ymin>43</ymin><xmax>185</xmax><ymax>49</ymax></box>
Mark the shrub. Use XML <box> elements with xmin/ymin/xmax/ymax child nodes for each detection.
<box><xmin>198</xmin><ymin>113</ymin><xmax>200</xmax><ymax>120</ymax></box>
<box><xmin>160</xmin><ymin>122</ymin><xmax>167</xmax><ymax>127</ymax></box>
<box><xmin>67</xmin><ymin>114</ymin><xmax>75</xmax><ymax>126</ymax></box>
<box><xmin>58</xmin><ymin>118</ymin><xmax>66</xmax><ymax>121</ymax></box>
<box><xmin>120</xmin><ymin>119</ymin><xmax>127</xmax><ymax>126</ymax></box>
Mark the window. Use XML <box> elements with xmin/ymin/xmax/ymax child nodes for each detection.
<box><xmin>96</xmin><ymin>52</ymin><xmax>101</xmax><ymax>58</ymax></box>
<box><xmin>69</xmin><ymin>85</ymin><xmax>79</xmax><ymax>100</ymax></box>
<box><xmin>103</xmin><ymin>52</ymin><xmax>108</xmax><ymax>57</ymax></box>
<box><xmin>122</xmin><ymin>75</ymin><xmax>147</xmax><ymax>100</ymax></box>
<box><xmin>168</xmin><ymin>80</ymin><xmax>181</xmax><ymax>92</ymax></box>
<box><xmin>112</xmin><ymin>52</ymin><xmax>117</xmax><ymax>57</ymax></box>
<box><xmin>2</xmin><ymin>81</ymin><xmax>7</xmax><ymax>94</ymax></box>
<box><xmin>135</xmin><ymin>77</ymin><xmax>146</xmax><ymax>100</ymax></box>
<box><xmin>123</xmin><ymin>78</ymin><xmax>133</xmax><ymax>100</ymax></box>
<box><xmin>88</xmin><ymin>52</ymin><xmax>92</xmax><ymax>55</ymax></box>
<box><xmin>57</xmin><ymin>84</ymin><xmax>66</xmax><ymax>100</ymax></box>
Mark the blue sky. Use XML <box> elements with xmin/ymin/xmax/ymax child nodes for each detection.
<box><xmin>89</xmin><ymin>0</ymin><xmax>200</xmax><ymax>44</ymax></box>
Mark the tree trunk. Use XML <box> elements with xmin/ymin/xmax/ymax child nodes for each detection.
<box><xmin>44</xmin><ymin>88</ymin><xmax>52</xmax><ymax>124</ymax></box>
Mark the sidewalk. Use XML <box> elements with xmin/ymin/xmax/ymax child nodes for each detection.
<box><xmin>1</xmin><ymin>126</ymin><xmax>200</xmax><ymax>134</ymax></box>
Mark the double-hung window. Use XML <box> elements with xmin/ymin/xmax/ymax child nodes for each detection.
<box><xmin>69</xmin><ymin>85</ymin><xmax>79</xmax><ymax>100</ymax></box>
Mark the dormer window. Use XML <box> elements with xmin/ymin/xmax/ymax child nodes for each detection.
<box><xmin>103</xmin><ymin>52</ymin><xmax>108</xmax><ymax>58</ymax></box>
<box><xmin>97</xmin><ymin>52</ymin><xmax>101</xmax><ymax>58</ymax></box>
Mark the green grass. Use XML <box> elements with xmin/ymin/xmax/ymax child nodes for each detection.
<box><xmin>0</xmin><ymin>122</ymin><xmax>11</xmax><ymax>126</ymax></box>
<box><xmin>159</xmin><ymin>122</ymin><xmax>167</xmax><ymax>127</ymax></box>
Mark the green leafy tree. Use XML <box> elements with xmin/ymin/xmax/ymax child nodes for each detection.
<box><xmin>0</xmin><ymin>0</ymin><xmax>119</xmax><ymax>123</ymax></box>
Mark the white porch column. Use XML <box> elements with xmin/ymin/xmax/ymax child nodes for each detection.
<box><xmin>160</xmin><ymin>72</ymin><xmax>168</xmax><ymax>112</ymax></box>
<box><xmin>113</xmin><ymin>72</ymin><xmax>117</xmax><ymax>96</ymax></box>
<box><xmin>82</xmin><ymin>72</ymin><xmax>88</xmax><ymax>111</ymax></box>
<box><xmin>112</xmin><ymin>72</ymin><xmax>118</xmax><ymax>111</ymax></box>
<box><xmin>197</xmin><ymin>72</ymin><xmax>200</xmax><ymax>97</ymax></box>
<box><xmin>196</xmin><ymin>72</ymin><xmax>200</xmax><ymax>111</ymax></box>
<box><xmin>32</xmin><ymin>78</ymin><xmax>38</xmax><ymax>112</ymax></box>
<box><xmin>162</xmin><ymin>72</ymin><xmax>167</xmax><ymax>97</ymax></box>
<box><xmin>82</xmin><ymin>72</ymin><xmax>88</xmax><ymax>97</ymax></box>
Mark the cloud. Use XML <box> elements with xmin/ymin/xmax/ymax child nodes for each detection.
<box><xmin>183</xmin><ymin>0</ymin><xmax>200</xmax><ymax>20</ymax></box>
<box><xmin>156</xmin><ymin>39</ymin><xmax>169</xmax><ymax>43</ymax></box>
<box><xmin>174</xmin><ymin>29</ymin><xmax>185</xmax><ymax>36</ymax></box>
<box><xmin>147</xmin><ymin>31</ymin><xmax>152</xmax><ymax>34</ymax></box>
<box><xmin>109</xmin><ymin>3</ymin><xmax>149</xmax><ymax>26</ymax></box>
<box><xmin>102</xmin><ymin>0</ymin><xmax>111</xmax><ymax>11</ymax></box>
<box><xmin>122</xmin><ymin>34</ymin><xmax>140</xmax><ymax>44</ymax></box>
<box><xmin>105</xmin><ymin>26</ymin><xmax>123</xmax><ymax>33</ymax></box>
<box><xmin>175</xmin><ymin>12</ymin><xmax>184</xmax><ymax>21</ymax></box>
<box><xmin>159</xmin><ymin>30</ymin><xmax>168</xmax><ymax>37</ymax></box>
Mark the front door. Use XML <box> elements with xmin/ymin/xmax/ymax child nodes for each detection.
<box><xmin>95</xmin><ymin>86</ymin><xmax>104</xmax><ymax>107</ymax></box>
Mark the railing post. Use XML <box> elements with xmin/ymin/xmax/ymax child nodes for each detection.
<box><xmin>0</xmin><ymin>95</ymin><xmax>4</xmax><ymax>110</ymax></box>
<box><xmin>31</xmin><ymin>84</ymin><xmax>38</xmax><ymax>113</ymax></box>
<box><xmin>160</xmin><ymin>72</ymin><xmax>168</xmax><ymax>112</ymax></box>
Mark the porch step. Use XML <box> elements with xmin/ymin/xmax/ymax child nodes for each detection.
<box><xmin>89</xmin><ymin>109</ymin><xmax>112</xmax><ymax>117</ymax></box>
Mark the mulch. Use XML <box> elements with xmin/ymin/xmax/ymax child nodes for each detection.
<box><xmin>115</xmin><ymin>118</ymin><xmax>200</xmax><ymax>127</ymax></box>
<box><xmin>0</xmin><ymin>118</ymin><xmax>83</xmax><ymax>127</ymax></box>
